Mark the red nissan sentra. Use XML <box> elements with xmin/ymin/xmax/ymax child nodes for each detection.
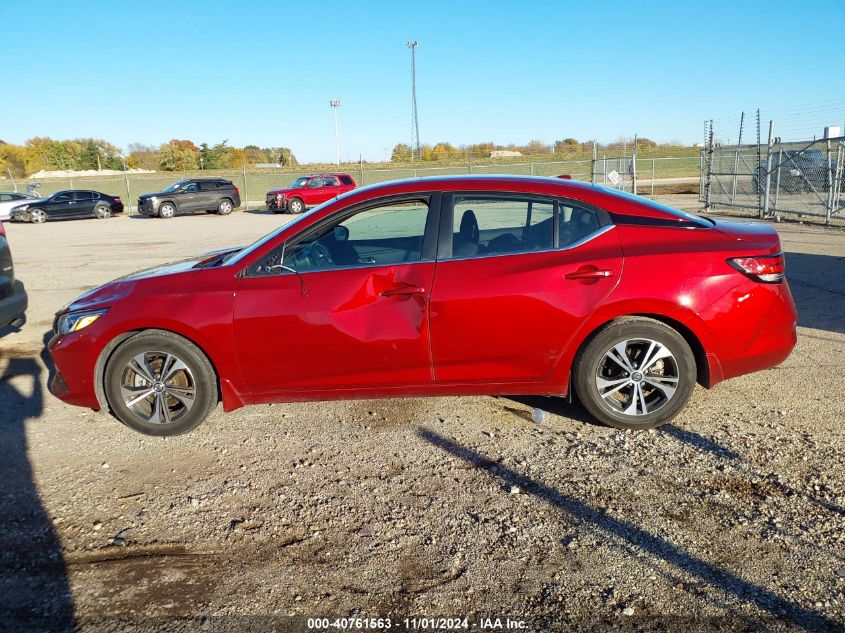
<box><xmin>47</xmin><ymin>176</ymin><xmax>797</xmax><ymax>436</ymax></box>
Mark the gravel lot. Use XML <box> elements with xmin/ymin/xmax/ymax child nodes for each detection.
<box><xmin>0</xmin><ymin>200</ymin><xmax>843</xmax><ymax>632</ymax></box>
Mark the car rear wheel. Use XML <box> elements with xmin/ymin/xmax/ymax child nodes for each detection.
<box><xmin>288</xmin><ymin>197</ymin><xmax>304</xmax><ymax>214</ymax></box>
<box><xmin>158</xmin><ymin>203</ymin><xmax>176</xmax><ymax>219</ymax></box>
<box><xmin>217</xmin><ymin>198</ymin><xmax>233</xmax><ymax>215</ymax></box>
<box><xmin>104</xmin><ymin>330</ymin><xmax>218</xmax><ymax>436</ymax></box>
<box><xmin>574</xmin><ymin>317</ymin><xmax>696</xmax><ymax>430</ymax></box>
<box><xmin>29</xmin><ymin>209</ymin><xmax>47</xmax><ymax>223</ymax></box>
<box><xmin>94</xmin><ymin>204</ymin><xmax>112</xmax><ymax>219</ymax></box>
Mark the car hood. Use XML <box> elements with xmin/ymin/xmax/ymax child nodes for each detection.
<box><xmin>267</xmin><ymin>187</ymin><xmax>301</xmax><ymax>195</ymax></box>
<box><xmin>138</xmin><ymin>192</ymin><xmax>171</xmax><ymax>199</ymax></box>
<box><xmin>62</xmin><ymin>247</ymin><xmax>241</xmax><ymax>312</ymax></box>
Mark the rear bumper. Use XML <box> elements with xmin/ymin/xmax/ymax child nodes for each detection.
<box><xmin>0</xmin><ymin>280</ymin><xmax>27</xmax><ymax>328</ymax></box>
<box><xmin>112</xmin><ymin>202</ymin><xmax>125</xmax><ymax>213</ymax></box>
<box><xmin>704</xmin><ymin>280</ymin><xmax>798</xmax><ymax>385</ymax></box>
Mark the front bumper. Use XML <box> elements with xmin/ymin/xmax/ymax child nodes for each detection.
<box><xmin>0</xmin><ymin>280</ymin><xmax>27</xmax><ymax>328</ymax></box>
<box><xmin>266</xmin><ymin>196</ymin><xmax>286</xmax><ymax>211</ymax></box>
<box><xmin>137</xmin><ymin>198</ymin><xmax>158</xmax><ymax>213</ymax></box>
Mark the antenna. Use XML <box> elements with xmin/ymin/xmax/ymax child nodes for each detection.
<box><xmin>330</xmin><ymin>99</ymin><xmax>342</xmax><ymax>165</ymax></box>
<box><xmin>407</xmin><ymin>40</ymin><xmax>420</xmax><ymax>161</ymax></box>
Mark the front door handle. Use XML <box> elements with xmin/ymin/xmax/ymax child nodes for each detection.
<box><xmin>565</xmin><ymin>266</ymin><xmax>613</xmax><ymax>282</ymax></box>
<box><xmin>380</xmin><ymin>284</ymin><xmax>426</xmax><ymax>299</ymax></box>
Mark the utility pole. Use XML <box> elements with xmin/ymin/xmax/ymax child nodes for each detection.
<box><xmin>330</xmin><ymin>99</ymin><xmax>342</xmax><ymax>165</ymax></box>
<box><xmin>407</xmin><ymin>40</ymin><xmax>420</xmax><ymax>161</ymax></box>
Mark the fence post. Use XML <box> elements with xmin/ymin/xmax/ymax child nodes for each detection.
<box><xmin>826</xmin><ymin>140</ymin><xmax>834</xmax><ymax>224</ymax></box>
<box><xmin>7</xmin><ymin>168</ymin><xmax>16</xmax><ymax>192</ymax></box>
<box><xmin>773</xmin><ymin>148</ymin><xmax>783</xmax><ymax>212</ymax></box>
<box><xmin>242</xmin><ymin>161</ymin><xmax>248</xmax><ymax>210</ymax></box>
<box><xmin>590</xmin><ymin>142</ymin><xmax>596</xmax><ymax>184</ymax></box>
<box><xmin>631</xmin><ymin>134</ymin><xmax>637</xmax><ymax>195</ymax></box>
<box><xmin>730</xmin><ymin>112</ymin><xmax>745</xmax><ymax>206</ymax></box>
<box><xmin>762</xmin><ymin>121</ymin><xmax>774</xmax><ymax>219</ymax></box>
<box><xmin>651</xmin><ymin>159</ymin><xmax>655</xmax><ymax>195</ymax></box>
<box><xmin>122</xmin><ymin>161</ymin><xmax>132</xmax><ymax>214</ymax></box>
<box><xmin>359</xmin><ymin>154</ymin><xmax>364</xmax><ymax>185</ymax></box>
<box><xmin>704</xmin><ymin>122</ymin><xmax>714</xmax><ymax>210</ymax></box>
<box><xmin>603</xmin><ymin>157</ymin><xmax>607</xmax><ymax>186</ymax></box>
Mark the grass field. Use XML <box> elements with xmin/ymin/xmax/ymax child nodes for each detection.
<box><xmin>1</xmin><ymin>149</ymin><xmax>702</xmax><ymax>208</ymax></box>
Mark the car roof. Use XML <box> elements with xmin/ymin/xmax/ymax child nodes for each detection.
<box><xmin>335</xmin><ymin>175</ymin><xmax>698</xmax><ymax>222</ymax></box>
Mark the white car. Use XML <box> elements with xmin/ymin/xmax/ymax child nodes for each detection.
<box><xmin>0</xmin><ymin>192</ymin><xmax>40</xmax><ymax>221</ymax></box>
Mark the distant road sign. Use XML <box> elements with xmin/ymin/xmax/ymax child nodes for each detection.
<box><xmin>607</xmin><ymin>170</ymin><xmax>621</xmax><ymax>186</ymax></box>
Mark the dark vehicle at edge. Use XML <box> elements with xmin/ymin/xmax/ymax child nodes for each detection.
<box><xmin>138</xmin><ymin>179</ymin><xmax>241</xmax><ymax>219</ymax></box>
<box><xmin>10</xmin><ymin>190</ymin><xmax>124</xmax><ymax>224</ymax></box>
<box><xmin>0</xmin><ymin>222</ymin><xmax>27</xmax><ymax>330</ymax></box>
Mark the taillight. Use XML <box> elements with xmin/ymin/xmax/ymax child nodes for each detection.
<box><xmin>728</xmin><ymin>253</ymin><xmax>785</xmax><ymax>283</ymax></box>
<box><xmin>114</xmin><ymin>197</ymin><xmax>121</xmax><ymax>202</ymax></box>
<box><xmin>234</xmin><ymin>187</ymin><xmax>240</xmax><ymax>194</ymax></box>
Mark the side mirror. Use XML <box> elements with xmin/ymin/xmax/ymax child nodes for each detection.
<box><xmin>334</xmin><ymin>226</ymin><xmax>349</xmax><ymax>242</ymax></box>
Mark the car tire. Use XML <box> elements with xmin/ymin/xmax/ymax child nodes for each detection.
<box><xmin>158</xmin><ymin>203</ymin><xmax>176</xmax><ymax>219</ymax></box>
<box><xmin>94</xmin><ymin>204</ymin><xmax>112</xmax><ymax>219</ymax></box>
<box><xmin>216</xmin><ymin>198</ymin><xmax>233</xmax><ymax>215</ymax></box>
<box><xmin>29</xmin><ymin>209</ymin><xmax>47</xmax><ymax>223</ymax></box>
<box><xmin>103</xmin><ymin>330</ymin><xmax>218</xmax><ymax>436</ymax></box>
<box><xmin>288</xmin><ymin>197</ymin><xmax>304</xmax><ymax>214</ymax></box>
<box><xmin>573</xmin><ymin>317</ymin><xmax>696</xmax><ymax>430</ymax></box>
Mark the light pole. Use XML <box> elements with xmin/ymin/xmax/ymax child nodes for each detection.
<box><xmin>407</xmin><ymin>40</ymin><xmax>420</xmax><ymax>161</ymax></box>
<box><xmin>330</xmin><ymin>99</ymin><xmax>342</xmax><ymax>165</ymax></box>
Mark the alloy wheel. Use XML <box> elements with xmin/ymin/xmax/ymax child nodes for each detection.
<box><xmin>119</xmin><ymin>351</ymin><xmax>196</xmax><ymax>425</ymax></box>
<box><xmin>595</xmin><ymin>338</ymin><xmax>679</xmax><ymax>416</ymax></box>
<box><xmin>30</xmin><ymin>209</ymin><xmax>46</xmax><ymax>223</ymax></box>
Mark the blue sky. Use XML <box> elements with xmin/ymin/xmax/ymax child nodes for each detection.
<box><xmin>2</xmin><ymin>0</ymin><xmax>843</xmax><ymax>163</ymax></box>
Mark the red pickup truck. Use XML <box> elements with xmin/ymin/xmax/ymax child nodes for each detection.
<box><xmin>266</xmin><ymin>173</ymin><xmax>356</xmax><ymax>214</ymax></box>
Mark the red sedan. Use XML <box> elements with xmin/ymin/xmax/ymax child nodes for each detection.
<box><xmin>48</xmin><ymin>176</ymin><xmax>797</xmax><ymax>436</ymax></box>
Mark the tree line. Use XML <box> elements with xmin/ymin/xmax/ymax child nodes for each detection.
<box><xmin>0</xmin><ymin>138</ymin><xmax>298</xmax><ymax>177</ymax></box>
<box><xmin>390</xmin><ymin>136</ymin><xmax>684</xmax><ymax>162</ymax></box>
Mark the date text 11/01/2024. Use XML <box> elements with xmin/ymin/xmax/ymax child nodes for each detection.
<box><xmin>306</xmin><ymin>617</ymin><xmax>528</xmax><ymax>630</ymax></box>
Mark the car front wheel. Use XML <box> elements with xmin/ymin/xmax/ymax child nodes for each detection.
<box><xmin>29</xmin><ymin>209</ymin><xmax>47</xmax><ymax>223</ymax></box>
<box><xmin>288</xmin><ymin>197</ymin><xmax>304</xmax><ymax>214</ymax></box>
<box><xmin>574</xmin><ymin>317</ymin><xmax>696</xmax><ymax>430</ymax></box>
<box><xmin>104</xmin><ymin>330</ymin><xmax>218</xmax><ymax>436</ymax></box>
<box><xmin>158</xmin><ymin>203</ymin><xmax>176</xmax><ymax>219</ymax></box>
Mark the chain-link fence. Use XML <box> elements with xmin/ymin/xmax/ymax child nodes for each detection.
<box><xmin>701</xmin><ymin>136</ymin><xmax>845</xmax><ymax>223</ymax></box>
<box><xmin>1</xmin><ymin>156</ymin><xmax>701</xmax><ymax>213</ymax></box>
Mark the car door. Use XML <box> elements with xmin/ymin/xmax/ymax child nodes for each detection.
<box><xmin>232</xmin><ymin>195</ymin><xmax>440</xmax><ymax>395</ymax></box>
<box><xmin>197</xmin><ymin>181</ymin><xmax>218</xmax><ymax>210</ymax></box>
<box><xmin>319</xmin><ymin>176</ymin><xmax>341</xmax><ymax>203</ymax></box>
<box><xmin>72</xmin><ymin>191</ymin><xmax>96</xmax><ymax>217</ymax></box>
<box><xmin>45</xmin><ymin>192</ymin><xmax>74</xmax><ymax>218</ymax></box>
<box><xmin>301</xmin><ymin>177</ymin><xmax>324</xmax><ymax>206</ymax></box>
<box><xmin>428</xmin><ymin>193</ymin><xmax>623</xmax><ymax>384</ymax></box>
<box><xmin>177</xmin><ymin>182</ymin><xmax>200</xmax><ymax>210</ymax></box>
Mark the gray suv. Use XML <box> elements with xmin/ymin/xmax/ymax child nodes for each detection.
<box><xmin>138</xmin><ymin>179</ymin><xmax>241</xmax><ymax>218</ymax></box>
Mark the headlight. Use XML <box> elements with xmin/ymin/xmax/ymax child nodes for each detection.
<box><xmin>14</xmin><ymin>205</ymin><xmax>30</xmax><ymax>212</ymax></box>
<box><xmin>56</xmin><ymin>309</ymin><xmax>108</xmax><ymax>335</ymax></box>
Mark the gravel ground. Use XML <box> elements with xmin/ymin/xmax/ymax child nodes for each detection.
<box><xmin>0</xmin><ymin>199</ymin><xmax>843</xmax><ymax>632</ymax></box>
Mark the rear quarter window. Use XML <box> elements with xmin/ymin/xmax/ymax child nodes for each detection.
<box><xmin>339</xmin><ymin>176</ymin><xmax>354</xmax><ymax>186</ymax></box>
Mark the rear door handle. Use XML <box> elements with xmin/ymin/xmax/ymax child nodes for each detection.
<box><xmin>380</xmin><ymin>285</ymin><xmax>426</xmax><ymax>298</ymax></box>
<box><xmin>565</xmin><ymin>267</ymin><xmax>613</xmax><ymax>281</ymax></box>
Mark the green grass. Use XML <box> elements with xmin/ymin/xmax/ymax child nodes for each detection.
<box><xmin>1</xmin><ymin>149</ymin><xmax>702</xmax><ymax>207</ymax></box>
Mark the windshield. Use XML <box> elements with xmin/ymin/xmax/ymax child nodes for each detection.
<box><xmin>162</xmin><ymin>181</ymin><xmax>188</xmax><ymax>193</ymax></box>
<box><xmin>289</xmin><ymin>177</ymin><xmax>309</xmax><ymax>189</ymax></box>
<box><xmin>592</xmin><ymin>184</ymin><xmax>712</xmax><ymax>226</ymax></box>
<box><xmin>226</xmin><ymin>194</ymin><xmax>350</xmax><ymax>267</ymax></box>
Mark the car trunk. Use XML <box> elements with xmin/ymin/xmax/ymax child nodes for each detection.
<box><xmin>712</xmin><ymin>218</ymin><xmax>781</xmax><ymax>249</ymax></box>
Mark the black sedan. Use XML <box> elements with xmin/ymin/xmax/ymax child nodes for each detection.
<box><xmin>10</xmin><ymin>190</ymin><xmax>124</xmax><ymax>223</ymax></box>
